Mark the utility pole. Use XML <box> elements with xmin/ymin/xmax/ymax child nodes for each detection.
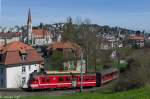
<box><xmin>80</xmin><ymin>51</ymin><xmax>83</xmax><ymax>92</ymax></box>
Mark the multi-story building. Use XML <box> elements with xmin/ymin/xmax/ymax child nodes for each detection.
<box><xmin>32</xmin><ymin>29</ymin><xmax>53</xmax><ymax>46</ymax></box>
<box><xmin>0</xmin><ymin>41</ymin><xmax>43</xmax><ymax>88</ymax></box>
<box><xmin>128</xmin><ymin>35</ymin><xmax>145</xmax><ymax>48</ymax></box>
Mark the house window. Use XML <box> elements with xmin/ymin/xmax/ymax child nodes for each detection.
<box><xmin>29</xmin><ymin>65</ymin><xmax>31</xmax><ymax>71</ymax></box>
<box><xmin>22</xmin><ymin>54</ymin><xmax>27</xmax><ymax>61</ymax></box>
<box><xmin>22</xmin><ymin>66</ymin><xmax>26</xmax><ymax>72</ymax></box>
<box><xmin>19</xmin><ymin>51</ymin><xmax>27</xmax><ymax>61</ymax></box>
<box><xmin>22</xmin><ymin>77</ymin><xmax>26</xmax><ymax>85</ymax></box>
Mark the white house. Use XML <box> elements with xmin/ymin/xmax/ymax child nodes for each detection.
<box><xmin>0</xmin><ymin>41</ymin><xmax>43</xmax><ymax>88</ymax></box>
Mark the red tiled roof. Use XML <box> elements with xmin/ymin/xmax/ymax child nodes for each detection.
<box><xmin>0</xmin><ymin>45</ymin><xmax>4</xmax><ymax>50</ymax></box>
<box><xmin>48</xmin><ymin>41</ymin><xmax>81</xmax><ymax>50</ymax></box>
<box><xmin>32</xmin><ymin>29</ymin><xmax>51</xmax><ymax>38</ymax></box>
<box><xmin>0</xmin><ymin>41</ymin><xmax>43</xmax><ymax>65</ymax></box>
<box><xmin>26</xmin><ymin>50</ymin><xmax>43</xmax><ymax>63</ymax></box>
<box><xmin>2</xmin><ymin>41</ymin><xmax>33</xmax><ymax>53</ymax></box>
<box><xmin>129</xmin><ymin>36</ymin><xmax>145</xmax><ymax>41</ymax></box>
<box><xmin>5</xmin><ymin>51</ymin><xmax>22</xmax><ymax>65</ymax></box>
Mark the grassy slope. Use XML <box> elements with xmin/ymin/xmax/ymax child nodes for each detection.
<box><xmin>21</xmin><ymin>87</ymin><xmax>150</xmax><ymax>99</ymax></box>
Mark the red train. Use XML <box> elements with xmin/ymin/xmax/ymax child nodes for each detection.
<box><xmin>27</xmin><ymin>68</ymin><xmax>119</xmax><ymax>90</ymax></box>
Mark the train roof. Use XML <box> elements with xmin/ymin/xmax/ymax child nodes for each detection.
<box><xmin>97</xmin><ymin>68</ymin><xmax>118</xmax><ymax>75</ymax></box>
<box><xmin>30</xmin><ymin>71</ymin><xmax>95</xmax><ymax>77</ymax></box>
<box><xmin>30</xmin><ymin>68</ymin><xmax>118</xmax><ymax>77</ymax></box>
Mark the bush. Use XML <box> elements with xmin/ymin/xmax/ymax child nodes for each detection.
<box><xmin>51</xmin><ymin>50</ymin><xmax>64</xmax><ymax>65</ymax></box>
<box><xmin>114</xmin><ymin>58</ymin><xmax>150</xmax><ymax>92</ymax></box>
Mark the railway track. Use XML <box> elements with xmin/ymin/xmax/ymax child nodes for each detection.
<box><xmin>0</xmin><ymin>87</ymin><xmax>100</xmax><ymax>96</ymax></box>
<box><xmin>0</xmin><ymin>80</ymin><xmax>116</xmax><ymax>97</ymax></box>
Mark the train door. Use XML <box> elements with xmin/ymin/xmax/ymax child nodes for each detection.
<box><xmin>96</xmin><ymin>72</ymin><xmax>101</xmax><ymax>87</ymax></box>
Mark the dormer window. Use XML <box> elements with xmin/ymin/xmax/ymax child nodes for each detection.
<box><xmin>19</xmin><ymin>51</ymin><xmax>27</xmax><ymax>61</ymax></box>
<box><xmin>22</xmin><ymin>53</ymin><xmax>27</xmax><ymax>61</ymax></box>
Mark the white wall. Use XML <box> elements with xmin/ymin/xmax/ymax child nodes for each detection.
<box><xmin>7</xmin><ymin>37</ymin><xmax>20</xmax><ymax>44</ymax></box>
<box><xmin>0</xmin><ymin>37</ymin><xmax>20</xmax><ymax>45</ymax></box>
<box><xmin>34</xmin><ymin>36</ymin><xmax>52</xmax><ymax>45</ymax></box>
<box><xmin>0</xmin><ymin>39</ymin><xmax>5</xmax><ymax>45</ymax></box>
<box><xmin>6</xmin><ymin>64</ymin><xmax>40</xmax><ymax>88</ymax></box>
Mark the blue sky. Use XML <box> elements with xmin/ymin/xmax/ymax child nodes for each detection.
<box><xmin>1</xmin><ymin>0</ymin><xmax>150</xmax><ymax>32</ymax></box>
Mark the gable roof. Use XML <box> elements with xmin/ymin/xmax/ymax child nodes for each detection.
<box><xmin>32</xmin><ymin>29</ymin><xmax>51</xmax><ymax>39</ymax></box>
<box><xmin>48</xmin><ymin>41</ymin><xmax>81</xmax><ymax>50</ymax></box>
<box><xmin>2</xmin><ymin>41</ymin><xmax>33</xmax><ymax>53</ymax></box>
<box><xmin>129</xmin><ymin>35</ymin><xmax>145</xmax><ymax>41</ymax></box>
<box><xmin>0</xmin><ymin>41</ymin><xmax>43</xmax><ymax>66</ymax></box>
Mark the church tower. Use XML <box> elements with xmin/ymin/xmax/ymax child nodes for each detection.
<box><xmin>27</xmin><ymin>8</ymin><xmax>32</xmax><ymax>44</ymax></box>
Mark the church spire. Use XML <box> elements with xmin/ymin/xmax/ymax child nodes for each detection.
<box><xmin>27</xmin><ymin>8</ymin><xmax>32</xmax><ymax>44</ymax></box>
<box><xmin>27</xmin><ymin>8</ymin><xmax>32</xmax><ymax>24</ymax></box>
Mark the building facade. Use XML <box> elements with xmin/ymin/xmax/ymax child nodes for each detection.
<box><xmin>128</xmin><ymin>35</ymin><xmax>145</xmax><ymax>48</ymax></box>
<box><xmin>32</xmin><ymin>29</ymin><xmax>52</xmax><ymax>46</ymax></box>
<box><xmin>0</xmin><ymin>41</ymin><xmax>43</xmax><ymax>88</ymax></box>
<box><xmin>0</xmin><ymin>32</ymin><xmax>21</xmax><ymax>45</ymax></box>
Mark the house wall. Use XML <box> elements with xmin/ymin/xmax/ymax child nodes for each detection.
<box><xmin>0</xmin><ymin>37</ymin><xmax>20</xmax><ymax>45</ymax></box>
<box><xmin>129</xmin><ymin>40</ymin><xmax>145</xmax><ymax>48</ymax></box>
<box><xmin>0</xmin><ymin>39</ymin><xmax>4</xmax><ymax>45</ymax></box>
<box><xmin>33</xmin><ymin>36</ymin><xmax>52</xmax><ymax>45</ymax></box>
<box><xmin>63</xmin><ymin>60</ymin><xmax>86</xmax><ymax>73</ymax></box>
<box><xmin>6</xmin><ymin>37</ymin><xmax>20</xmax><ymax>44</ymax></box>
<box><xmin>6</xmin><ymin>64</ymin><xmax>40</xmax><ymax>88</ymax></box>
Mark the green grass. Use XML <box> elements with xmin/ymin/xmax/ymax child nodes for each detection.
<box><xmin>21</xmin><ymin>87</ymin><xmax>150</xmax><ymax>99</ymax></box>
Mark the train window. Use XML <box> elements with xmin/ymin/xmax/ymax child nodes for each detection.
<box><xmin>84</xmin><ymin>77</ymin><xmax>89</xmax><ymax>81</ymax></box>
<box><xmin>46</xmin><ymin>77</ymin><xmax>50</xmax><ymax>82</ymax></box>
<box><xmin>72</xmin><ymin>76</ymin><xmax>77</xmax><ymax>81</ymax></box>
<box><xmin>66</xmin><ymin>77</ymin><xmax>71</xmax><ymax>81</ymax></box>
<box><xmin>79</xmin><ymin>76</ymin><xmax>83</xmax><ymax>81</ymax></box>
<box><xmin>31</xmin><ymin>78</ymin><xmax>38</xmax><ymax>82</ymax></box>
<box><xmin>79</xmin><ymin>77</ymin><xmax>81</xmax><ymax>81</ymax></box>
<box><xmin>42</xmin><ymin>78</ymin><xmax>45</xmax><ymax>82</ymax></box>
<box><xmin>35</xmin><ymin>78</ymin><xmax>38</xmax><ymax>82</ymax></box>
<box><xmin>59</xmin><ymin>77</ymin><xmax>64</xmax><ymax>81</ymax></box>
<box><xmin>90</xmin><ymin>76</ymin><xmax>95</xmax><ymax>80</ymax></box>
<box><xmin>31</xmin><ymin>78</ymin><xmax>35</xmax><ymax>82</ymax></box>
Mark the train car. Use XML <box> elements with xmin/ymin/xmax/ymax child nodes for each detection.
<box><xmin>28</xmin><ymin>74</ymin><xmax>96</xmax><ymax>90</ymax></box>
<box><xmin>29</xmin><ymin>75</ymin><xmax>72</xmax><ymax>89</ymax></box>
<box><xmin>28</xmin><ymin>68</ymin><xmax>119</xmax><ymax>90</ymax></box>
<box><xmin>96</xmin><ymin>68</ymin><xmax>119</xmax><ymax>86</ymax></box>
